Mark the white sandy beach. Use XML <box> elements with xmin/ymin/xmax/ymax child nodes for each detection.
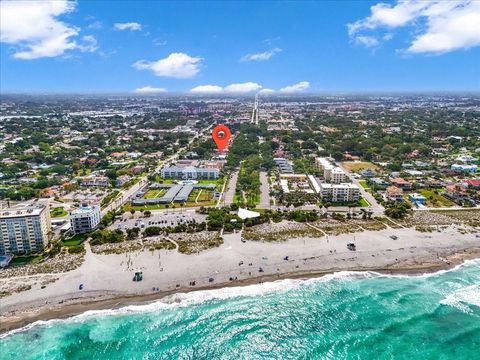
<box><xmin>1</xmin><ymin>225</ymin><xmax>479</xmax><ymax>332</ymax></box>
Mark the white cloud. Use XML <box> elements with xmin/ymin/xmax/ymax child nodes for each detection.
<box><xmin>114</xmin><ymin>22</ymin><xmax>142</xmax><ymax>31</ymax></box>
<box><xmin>190</xmin><ymin>82</ymin><xmax>263</xmax><ymax>94</ymax></box>
<box><xmin>190</xmin><ymin>85</ymin><xmax>224</xmax><ymax>94</ymax></box>
<box><xmin>190</xmin><ymin>82</ymin><xmax>312</xmax><ymax>94</ymax></box>
<box><xmin>133</xmin><ymin>52</ymin><xmax>203</xmax><ymax>78</ymax></box>
<box><xmin>279</xmin><ymin>81</ymin><xmax>310</xmax><ymax>93</ymax></box>
<box><xmin>0</xmin><ymin>0</ymin><xmax>97</xmax><ymax>60</ymax></box>
<box><xmin>224</xmin><ymin>82</ymin><xmax>263</xmax><ymax>93</ymax></box>
<box><xmin>348</xmin><ymin>0</ymin><xmax>480</xmax><ymax>54</ymax></box>
<box><xmin>240</xmin><ymin>48</ymin><xmax>282</xmax><ymax>62</ymax></box>
<box><xmin>77</xmin><ymin>35</ymin><xmax>98</xmax><ymax>53</ymax></box>
<box><xmin>383</xmin><ymin>33</ymin><xmax>394</xmax><ymax>41</ymax></box>
<box><xmin>154</xmin><ymin>39</ymin><xmax>168</xmax><ymax>46</ymax></box>
<box><xmin>258</xmin><ymin>88</ymin><xmax>276</xmax><ymax>94</ymax></box>
<box><xmin>87</xmin><ymin>20</ymin><xmax>103</xmax><ymax>30</ymax></box>
<box><xmin>355</xmin><ymin>35</ymin><xmax>379</xmax><ymax>48</ymax></box>
<box><xmin>134</xmin><ymin>86</ymin><xmax>167</xmax><ymax>94</ymax></box>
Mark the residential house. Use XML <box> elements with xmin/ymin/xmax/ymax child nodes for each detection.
<box><xmin>465</xmin><ymin>179</ymin><xmax>480</xmax><ymax>189</ymax></box>
<box><xmin>444</xmin><ymin>184</ymin><xmax>469</xmax><ymax>204</ymax></box>
<box><xmin>390</xmin><ymin>177</ymin><xmax>412</xmax><ymax>190</ymax></box>
<box><xmin>386</xmin><ymin>186</ymin><xmax>403</xmax><ymax>202</ymax></box>
<box><xmin>130</xmin><ymin>165</ymin><xmax>145</xmax><ymax>174</ymax></box>
<box><xmin>368</xmin><ymin>177</ymin><xmax>389</xmax><ymax>190</ymax></box>
<box><xmin>359</xmin><ymin>169</ymin><xmax>377</xmax><ymax>178</ymax></box>
<box><xmin>408</xmin><ymin>193</ymin><xmax>426</xmax><ymax>205</ymax></box>
<box><xmin>344</xmin><ymin>152</ymin><xmax>359</xmax><ymax>161</ymax></box>
<box><xmin>451</xmin><ymin>164</ymin><xmax>478</xmax><ymax>173</ymax></box>
<box><xmin>116</xmin><ymin>175</ymin><xmax>131</xmax><ymax>187</ymax></box>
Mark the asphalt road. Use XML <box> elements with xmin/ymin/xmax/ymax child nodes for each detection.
<box><xmin>222</xmin><ymin>170</ymin><xmax>239</xmax><ymax>206</ymax></box>
<box><xmin>258</xmin><ymin>171</ymin><xmax>271</xmax><ymax>208</ymax></box>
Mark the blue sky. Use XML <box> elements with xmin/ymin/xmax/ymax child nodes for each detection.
<box><xmin>1</xmin><ymin>0</ymin><xmax>479</xmax><ymax>93</ymax></box>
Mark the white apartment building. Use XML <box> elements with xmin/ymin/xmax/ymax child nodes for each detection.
<box><xmin>70</xmin><ymin>203</ymin><xmax>101</xmax><ymax>234</ymax></box>
<box><xmin>315</xmin><ymin>157</ymin><xmax>347</xmax><ymax>184</ymax></box>
<box><xmin>81</xmin><ymin>176</ymin><xmax>109</xmax><ymax>186</ymax></box>
<box><xmin>160</xmin><ymin>166</ymin><xmax>220</xmax><ymax>180</ymax></box>
<box><xmin>327</xmin><ymin>167</ymin><xmax>348</xmax><ymax>184</ymax></box>
<box><xmin>319</xmin><ymin>183</ymin><xmax>360</xmax><ymax>203</ymax></box>
<box><xmin>0</xmin><ymin>204</ymin><xmax>51</xmax><ymax>255</ymax></box>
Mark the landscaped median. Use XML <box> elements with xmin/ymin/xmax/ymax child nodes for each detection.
<box><xmin>101</xmin><ymin>190</ymin><xmax>120</xmax><ymax>209</ymax></box>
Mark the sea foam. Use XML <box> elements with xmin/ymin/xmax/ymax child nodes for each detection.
<box><xmin>440</xmin><ymin>284</ymin><xmax>480</xmax><ymax>314</ymax></box>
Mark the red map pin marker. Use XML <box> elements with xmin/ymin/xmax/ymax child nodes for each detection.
<box><xmin>212</xmin><ymin>124</ymin><xmax>231</xmax><ymax>152</ymax></box>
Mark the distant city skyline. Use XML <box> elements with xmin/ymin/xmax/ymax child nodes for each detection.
<box><xmin>1</xmin><ymin>0</ymin><xmax>479</xmax><ymax>93</ymax></box>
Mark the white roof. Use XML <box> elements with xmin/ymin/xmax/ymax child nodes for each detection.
<box><xmin>280</xmin><ymin>179</ymin><xmax>290</xmax><ymax>193</ymax></box>
<box><xmin>308</xmin><ymin>175</ymin><xmax>321</xmax><ymax>193</ymax></box>
<box><xmin>237</xmin><ymin>208</ymin><xmax>260</xmax><ymax>220</ymax></box>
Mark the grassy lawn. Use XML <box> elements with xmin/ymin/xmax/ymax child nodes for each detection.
<box><xmin>62</xmin><ymin>234</ymin><xmax>87</xmax><ymax>248</ymax></box>
<box><xmin>156</xmin><ymin>178</ymin><xmax>175</xmax><ymax>184</ymax></box>
<box><xmin>359</xmin><ymin>197</ymin><xmax>371</xmax><ymax>207</ymax></box>
<box><xmin>143</xmin><ymin>189</ymin><xmax>167</xmax><ymax>199</ymax></box>
<box><xmin>124</xmin><ymin>203</ymin><xmax>171</xmax><ymax>211</ymax></box>
<box><xmin>10</xmin><ymin>254</ymin><xmax>45</xmax><ymax>266</ymax></box>
<box><xmin>233</xmin><ymin>190</ymin><xmax>259</xmax><ymax>207</ymax></box>
<box><xmin>234</xmin><ymin>191</ymin><xmax>241</xmax><ymax>203</ymax></box>
<box><xmin>359</xmin><ymin>180</ymin><xmax>369</xmax><ymax>189</ymax></box>
<box><xmin>181</xmin><ymin>189</ymin><xmax>215</xmax><ymax>207</ymax></box>
<box><xmin>197</xmin><ymin>176</ymin><xmax>226</xmax><ymax>191</ymax></box>
<box><xmin>246</xmin><ymin>192</ymin><xmax>260</xmax><ymax>207</ymax></box>
<box><xmin>50</xmin><ymin>207</ymin><xmax>68</xmax><ymax>218</ymax></box>
<box><xmin>187</xmin><ymin>189</ymin><xmax>214</xmax><ymax>203</ymax></box>
<box><xmin>418</xmin><ymin>189</ymin><xmax>455</xmax><ymax>208</ymax></box>
<box><xmin>342</xmin><ymin>161</ymin><xmax>380</xmax><ymax>173</ymax></box>
<box><xmin>184</xmin><ymin>200</ymin><xmax>216</xmax><ymax>207</ymax></box>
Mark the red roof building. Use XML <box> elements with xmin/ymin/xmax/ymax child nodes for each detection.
<box><xmin>466</xmin><ymin>179</ymin><xmax>480</xmax><ymax>188</ymax></box>
<box><xmin>390</xmin><ymin>177</ymin><xmax>412</xmax><ymax>190</ymax></box>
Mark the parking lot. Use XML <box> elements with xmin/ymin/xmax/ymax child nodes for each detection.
<box><xmin>111</xmin><ymin>209</ymin><xmax>207</xmax><ymax>231</ymax></box>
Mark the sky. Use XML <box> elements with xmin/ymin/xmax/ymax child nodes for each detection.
<box><xmin>1</xmin><ymin>0</ymin><xmax>479</xmax><ymax>94</ymax></box>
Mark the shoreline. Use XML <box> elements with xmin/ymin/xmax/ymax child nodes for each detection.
<box><xmin>1</xmin><ymin>249</ymin><xmax>479</xmax><ymax>335</ymax></box>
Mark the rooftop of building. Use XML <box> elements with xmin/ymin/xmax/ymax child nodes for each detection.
<box><xmin>70</xmin><ymin>204</ymin><xmax>100</xmax><ymax>215</ymax></box>
<box><xmin>0</xmin><ymin>204</ymin><xmax>48</xmax><ymax>219</ymax></box>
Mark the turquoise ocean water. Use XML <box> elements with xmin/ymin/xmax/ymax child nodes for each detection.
<box><xmin>1</xmin><ymin>259</ymin><xmax>479</xmax><ymax>359</ymax></box>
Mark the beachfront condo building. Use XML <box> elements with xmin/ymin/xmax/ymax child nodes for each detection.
<box><xmin>70</xmin><ymin>203</ymin><xmax>101</xmax><ymax>234</ymax></box>
<box><xmin>318</xmin><ymin>183</ymin><xmax>360</xmax><ymax>203</ymax></box>
<box><xmin>0</xmin><ymin>203</ymin><xmax>51</xmax><ymax>255</ymax></box>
